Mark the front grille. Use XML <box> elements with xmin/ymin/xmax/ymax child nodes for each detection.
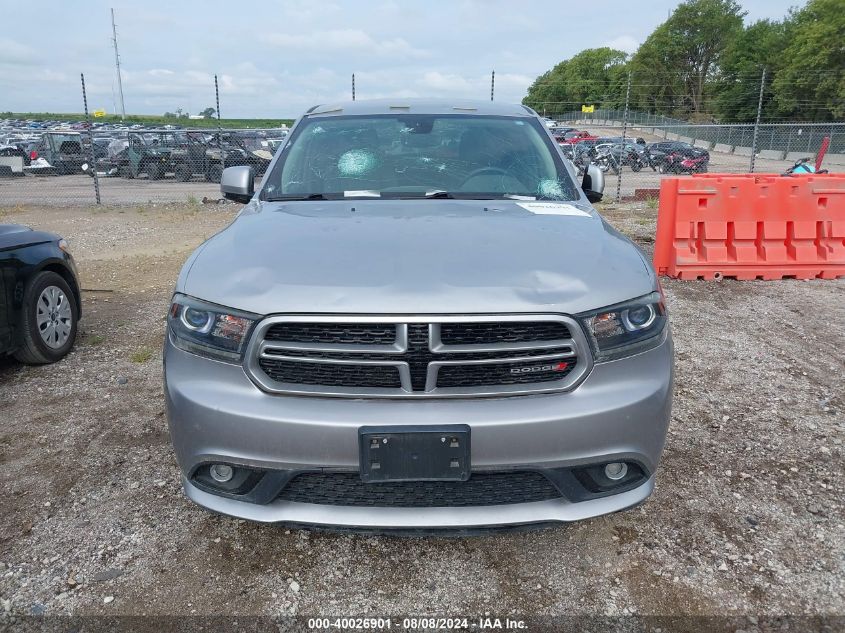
<box><xmin>258</xmin><ymin>358</ymin><xmax>401</xmax><ymax>388</ymax></box>
<box><xmin>264</xmin><ymin>322</ymin><xmax>396</xmax><ymax>345</ymax></box>
<box><xmin>440</xmin><ymin>321</ymin><xmax>570</xmax><ymax>344</ymax></box>
<box><xmin>437</xmin><ymin>357</ymin><xmax>576</xmax><ymax>388</ymax></box>
<box><xmin>278</xmin><ymin>471</ymin><xmax>561</xmax><ymax>507</ymax></box>
<box><xmin>247</xmin><ymin>316</ymin><xmax>588</xmax><ymax>397</ymax></box>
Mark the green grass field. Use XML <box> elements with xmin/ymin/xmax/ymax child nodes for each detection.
<box><xmin>2</xmin><ymin>112</ymin><xmax>294</xmax><ymax>129</ymax></box>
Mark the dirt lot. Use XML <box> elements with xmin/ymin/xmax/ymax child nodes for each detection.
<box><xmin>0</xmin><ymin>201</ymin><xmax>842</xmax><ymax>630</ymax></box>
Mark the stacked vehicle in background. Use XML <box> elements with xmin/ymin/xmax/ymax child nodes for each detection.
<box><xmin>1</xmin><ymin>118</ymin><xmax>288</xmax><ymax>182</ymax></box>
<box><xmin>646</xmin><ymin>141</ymin><xmax>710</xmax><ymax>173</ymax></box>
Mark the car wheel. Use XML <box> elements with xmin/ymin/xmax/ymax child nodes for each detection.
<box><xmin>206</xmin><ymin>164</ymin><xmax>223</xmax><ymax>183</ymax></box>
<box><xmin>631</xmin><ymin>161</ymin><xmax>642</xmax><ymax>172</ymax></box>
<box><xmin>147</xmin><ymin>162</ymin><xmax>165</xmax><ymax>180</ymax></box>
<box><xmin>13</xmin><ymin>271</ymin><xmax>78</xmax><ymax>364</ymax></box>
<box><xmin>658</xmin><ymin>162</ymin><xmax>670</xmax><ymax>174</ymax></box>
<box><xmin>175</xmin><ymin>163</ymin><xmax>192</xmax><ymax>181</ymax></box>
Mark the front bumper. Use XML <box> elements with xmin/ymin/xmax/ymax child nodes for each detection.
<box><xmin>164</xmin><ymin>334</ymin><xmax>673</xmax><ymax>529</ymax></box>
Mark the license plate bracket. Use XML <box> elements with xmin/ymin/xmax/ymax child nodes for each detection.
<box><xmin>358</xmin><ymin>425</ymin><xmax>471</xmax><ymax>483</ymax></box>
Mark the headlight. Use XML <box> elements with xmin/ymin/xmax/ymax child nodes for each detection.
<box><xmin>579</xmin><ymin>291</ymin><xmax>667</xmax><ymax>361</ymax></box>
<box><xmin>168</xmin><ymin>293</ymin><xmax>258</xmax><ymax>362</ymax></box>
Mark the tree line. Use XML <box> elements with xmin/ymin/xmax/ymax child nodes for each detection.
<box><xmin>522</xmin><ymin>0</ymin><xmax>844</xmax><ymax>122</ymax></box>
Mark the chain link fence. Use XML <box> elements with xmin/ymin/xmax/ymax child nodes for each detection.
<box><xmin>0</xmin><ymin>74</ymin><xmax>289</xmax><ymax>207</ymax></box>
<box><xmin>0</xmin><ymin>126</ymin><xmax>287</xmax><ymax>206</ymax></box>
<box><xmin>548</xmin><ymin>117</ymin><xmax>844</xmax><ymax>201</ymax></box>
<box><xmin>2</xmin><ymin>73</ymin><xmax>843</xmax><ymax>206</ymax></box>
<box><xmin>554</xmin><ymin>108</ymin><xmax>845</xmax><ymax>154</ymax></box>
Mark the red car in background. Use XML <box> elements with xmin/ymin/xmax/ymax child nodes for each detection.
<box><xmin>558</xmin><ymin>130</ymin><xmax>599</xmax><ymax>145</ymax></box>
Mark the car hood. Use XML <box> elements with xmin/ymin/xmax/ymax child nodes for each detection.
<box><xmin>0</xmin><ymin>224</ymin><xmax>60</xmax><ymax>251</ymax></box>
<box><xmin>179</xmin><ymin>199</ymin><xmax>655</xmax><ymax>316</ymax></box>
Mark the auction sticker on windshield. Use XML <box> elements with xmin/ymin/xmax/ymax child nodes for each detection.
<box><xmin>516</xmin><ymin>202</ymin><xmax>592</xmax><ymax>216</ymax></box>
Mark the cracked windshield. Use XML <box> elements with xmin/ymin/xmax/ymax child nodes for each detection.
<box><xmin>264</xmin><ymin>114</ymin><xmax>578</xmax><ymax>200</ymax></box>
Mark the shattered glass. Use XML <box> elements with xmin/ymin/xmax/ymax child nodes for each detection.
<box><xmin>337</xmin><ymin>149</ymin><xmax>378</xmax><ymax>176</ymax></box>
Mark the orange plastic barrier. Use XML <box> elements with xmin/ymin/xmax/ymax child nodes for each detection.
<box><xmin>653</xmin><ymin>174</ymin><xmax>845</xmax><ymax>280</ymax></box>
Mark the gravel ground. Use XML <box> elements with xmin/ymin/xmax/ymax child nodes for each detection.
<box><xmin>0</xmin><ymin>202</ymin><xmax>842</xmax><ymax>631</ymax></box>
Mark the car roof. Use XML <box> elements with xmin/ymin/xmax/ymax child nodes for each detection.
<box><xmin>304</xmin><ymin>98</ymin><xmax>536</xmax><ymax>118</ymax></box>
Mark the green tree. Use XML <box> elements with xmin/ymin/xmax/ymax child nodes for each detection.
<box><xmin>523</xmin><ymin>47</ymin><xmax>629</xmax><ymax>116</ymax></box>
<box><xmin>713</xmin><ymin>19</ymin><xmax>791</xmax><ymax>122</ymax></box>
<box><xmin>772</xmin><ymin>0</ymin><xmax>845</xmax><ymax>121</ymax></box>
<box><xmin>200</xmin><ymin>107</ymin><xmax>216</xmax><ymax>118</ymax></box>
<box><xmin>629</xmin><ymin>0</ymin><xmax>745</xmax><ymax>117</ymax></box>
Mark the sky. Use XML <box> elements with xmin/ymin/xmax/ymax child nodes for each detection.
<box><xmin>0</xmin><ymin>0</ymin><xmax>800</xmax><ymax>119</ymax></box>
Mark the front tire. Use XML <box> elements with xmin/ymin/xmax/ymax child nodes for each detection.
<box><xmin>205</xmin><ymin>164</ymin><xmax>223</xmax><ymax>183</ymax></box>
<box><xmin>174</xmin><ymin>162</ymin><xmax>192</xmax><ymax>181</ymax></box>
<box><xmin>13</xmin><ymin>271</ymin><xmax>78</xmax><ymax>364</ymax></box>
<box><xmin>147</xmin><ymin>162</ymin><xmax>165</xmax><ymax>180</ymax></box>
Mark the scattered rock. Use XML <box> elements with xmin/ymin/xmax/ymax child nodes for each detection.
<box><xmin>103</xmin><ymin>596</ymin><xmax>114</xmax><ymax>605</ymax></box>
<box><xmin>289</xmin><ymin>580</ymin><xmax>300</xmax><ymax>593</ymax></box>
<box><xmin>92</xmin><ymin>568</ymin><xmax>124</xmax><ymax>582</ymax></box>
<box><xmin>117</xmin><ymin>377</ymin><xmax>128</xmax><ymax>385</ymax></box>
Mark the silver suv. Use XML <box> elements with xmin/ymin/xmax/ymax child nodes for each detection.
<box><xmin>164</xmin><ymin>100</ymin><xmax>673</xmax><ymax>530</ymax></box>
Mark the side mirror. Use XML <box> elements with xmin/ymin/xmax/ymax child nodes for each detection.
<box><xmin>581</xmin><ymin>163</ymin><xmax>605</xmax><ymax>203</ymax></box>
<box><xmin>220</xmin><ymin>165</ymin><xmax>255</xmax><ymax>203</ymax></box>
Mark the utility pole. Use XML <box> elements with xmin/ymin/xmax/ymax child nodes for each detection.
<box><xmin>749</xmin><ymin>68</ymin><xmax>766</xmax><ymax>173</ymax></box>
<box><xmin>490</xmin><ymin>70</ymin><xmax>495</xmax><ymax>101</ymax></box>
<box><xmin>111</xmin><ymin>8</ymin><xmax>126</xmax><ymax>120</ymax></box>
<box><xmin>352</xmin><ymin>73</ymin><xmax>356</xmax><ymax>101</ymax></box>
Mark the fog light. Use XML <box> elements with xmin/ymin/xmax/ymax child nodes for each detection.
<box><xmin>209</xmin><ymin>464</ymin><xmax>234</xmax><ymax>483</ymax></box>
<box><xmin>604</xmin><ymin>462</ymin><xmax>628</xmax><ymax>481</ymax></box>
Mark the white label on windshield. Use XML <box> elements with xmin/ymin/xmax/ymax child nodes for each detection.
<box><xmin>516</xmin><ymin>202</ymin><xmax>592</xmax><ymax>217</ymax></box>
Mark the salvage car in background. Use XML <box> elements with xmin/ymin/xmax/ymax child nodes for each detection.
<box><xmin>124</xmin><ymin>132</ymin><xmax>180</xmax><ymax>179</ymax></box>
<box><xmin>171</xmin><ymin>131</ymin><xmax>272</xmax><ymax>182</ymax></box>
<box><xmin>34</xmin><ymin>132</ymin><xmax>86</xmax><ymax>175</ymax></box>
<box><xmin>0</xmin><ymin>225</ymin><xmax>80</xmax><ymax>364</ymax></box>
<box><xmin>647</xmin><ymin>141</ymin><xmax>710</xmax><ymax>173</ymax></box>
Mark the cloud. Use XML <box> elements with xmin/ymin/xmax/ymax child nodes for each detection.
<box><xmin>262</xmin><ymin>29</ymin><xmax>429</xmax><ymax>59</ymax></box>
<box><xmin>603</xmin><ymin>35</ymin><xmax>639</xmax><ymax>55</ymax></box>
<box><xmin>0</xmin><ymin>37</ymin><xmax>39</xmax><ymax>66</ymax></box>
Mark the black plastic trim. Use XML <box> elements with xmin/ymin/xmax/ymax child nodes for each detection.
<box><xmin>187</xmin><ymin>459</ymin><xmax>651</xmax><ymax>507</ymax></box>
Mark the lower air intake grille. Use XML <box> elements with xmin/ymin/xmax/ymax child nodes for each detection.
<box><xmin>277</xmin><ymin>471</ymin><xmax>561</xmax><ymax>507</ymax></box>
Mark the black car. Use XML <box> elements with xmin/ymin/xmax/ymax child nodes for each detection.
<box><xmin>0</xmin><ymin>225</ymin><xmax>81</xmax><ymax>364</ymax></box>
<box><xmin>646</xmin><ymin>141</ymin><xmax>710</xmax><ymax>173</ymax></box>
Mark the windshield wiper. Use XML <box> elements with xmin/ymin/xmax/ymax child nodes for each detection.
<box><xmin>414</xmin><ymin>191</ymin><xmax>500</xmax><ymax>200</ymax></box>
<box><xmin>422</xmin><ymin>190</ymin><xmax>457</xmax><ymax>199</ymax></box>
<box><xmin>265</xmin><ymin>193</ymin><xmax>330</xmax><ymax>201</ymax></box>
